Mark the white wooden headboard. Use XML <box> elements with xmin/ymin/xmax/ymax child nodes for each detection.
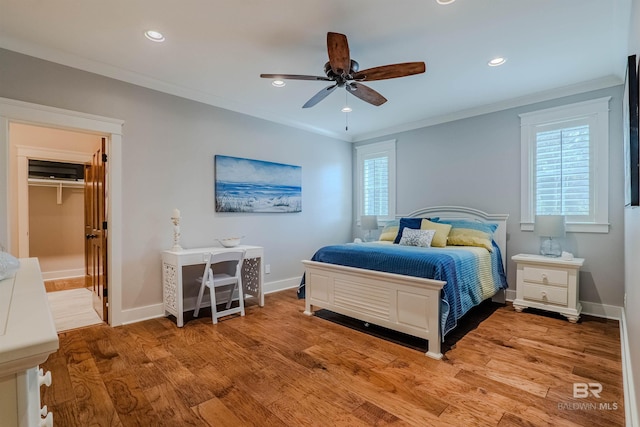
<box><xmin>403</xmin><ymin>206</ymin><xmax>509</xmax><ymax>273</ymax></box>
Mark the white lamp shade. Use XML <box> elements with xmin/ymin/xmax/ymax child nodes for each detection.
<box><xmin>535</xmin><ymin>215</ymin><xmax>566</xmax><ymax>238</ymax></box>
<box><xmin>360</xmin><ymin>215</ymin><xmax>379</xmax><ymax>230</ymax></box>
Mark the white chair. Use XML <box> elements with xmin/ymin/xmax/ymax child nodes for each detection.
<box><xmin>193</xmin><ymin>250</ymin><xmax>246</xmax><ymax>324</ymax></box>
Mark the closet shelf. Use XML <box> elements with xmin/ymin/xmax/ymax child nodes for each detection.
<box><xmin>28</xmin><ymin>178</ymin><xmax>84</xmax><ymax>205</ymax></box>
<box><xmin>28</xmin><ymin>178</ymin><xmax>84</xmax><ymax>188</ymax></box>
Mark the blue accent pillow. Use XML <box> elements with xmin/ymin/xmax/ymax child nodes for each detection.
<box><xmin>393</xmin><ymin>217</ymin><xmax>426</xmax><ymax>244</ymax></box>
<box><xmin>434</xmin><ymin>219</ymin><xmax>498</xmax><ymax>235</ymax></box>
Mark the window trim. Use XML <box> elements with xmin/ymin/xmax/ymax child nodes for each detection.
<box><xmin>520</xmin><ymin>97</ymin><xmax>610</xmax><ymax>233</ymax></box>
<box><xmin>355</xmin><ymin>139</ymin><xmax>396</xmax><ymax>223</ymax></box>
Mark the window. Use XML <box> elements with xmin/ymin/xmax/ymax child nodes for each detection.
<box><xmin>520</xmin><ymin>97</ymin><xmax>610</xmax><ymax>233</ymax></box>
<box><xmin>356</xmin><ymin>140</ymin><xmax>396</xmax><ymax>222</ymax></box>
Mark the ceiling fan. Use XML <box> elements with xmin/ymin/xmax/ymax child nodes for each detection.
<box><xmin>260</xmin><ymin>32</ymin><xmax>426</xmax><ymax>108</ymax></box>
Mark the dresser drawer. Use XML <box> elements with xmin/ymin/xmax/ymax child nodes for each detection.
<box><xmin>522</xmin><ymin>266</ymin><xmax>568</xmax><ymax>287</ymax></box>
<box><xmin>522</xmin><ymin>282</ymin><xmax>568</xmax><ymax>306</ymax></box>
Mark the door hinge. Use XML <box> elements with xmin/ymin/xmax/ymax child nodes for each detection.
<box><xmin>102</xmin><ymin>153</ymin><xmax>108</xmax><ymax>163</ymax></box>
<box><xmin>103</xmin><ymin>221</ymin><xmax>108</xmax><ymax>230</ymax></box>
<box><xmin>104</xmin><ymin>288</ymin><xmax>108</xmax><ymax>297</ymax></box>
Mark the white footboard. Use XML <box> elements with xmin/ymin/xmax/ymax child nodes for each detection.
<box><xmin>302</xmin><ymin>260</ymin><xmax>446</xmax><ymax>359</ymax></box>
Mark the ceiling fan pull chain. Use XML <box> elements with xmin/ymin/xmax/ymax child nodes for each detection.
<box><xmin>345</xmin><ymin>92</ymin><xmax>349</xmax><ymax>131</ymax></box>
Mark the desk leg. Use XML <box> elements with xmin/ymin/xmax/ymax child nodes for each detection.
<box><xmin>242</xmin><ymin>257</ymin><xmax>264</xmax><ymax>307</ymax></box>
<box><xmin>162</xmin><ymin>261</ymin><xmax>184</xmax><ymax>327</ymax></box>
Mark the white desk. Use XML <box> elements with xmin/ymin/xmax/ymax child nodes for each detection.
<box><xmin>161</xmin><ymin>245</ymin><xmax>264</xmax><ymax>327</ymax></box>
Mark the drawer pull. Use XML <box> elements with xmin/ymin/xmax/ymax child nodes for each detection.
<box><xmin>541</xmin><ymin>274</ymin><xmax>548</xmax><ymax>281</ymax></box>
<box><xmin>40</xmin><ymin>411</ymin><xmax>53</xmax><ymax>427</ymax></box>
<box><xmin>541</xmin><ymin>291</ymin><xmax>547</xmax><ymax>298</ymax></box>
<box><xmin>38</xmin><ymin>369</ymin><xmax>52</xmax><ymax>387</ymax></box>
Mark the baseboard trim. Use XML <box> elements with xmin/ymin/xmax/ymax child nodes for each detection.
<box><xmin>264</xmin><ymin>277</ymin><xmax>299</xmax><ymax>294</ymax></box>
<box><xmin>41</xmin><ymin>268</ymin><xmax>84</xmax><ymax>280</ymax></box>
<box><xmin>120</xmin><ymin>303</ymin><xmax>164</xmax><ymax>325</ymax></box>
<box><xmin>119</xmin><ymin>277</ymin><xmax>301</xmax><ymax>325</ymax></box>
<box><xmin>579</xmin><ymin>301</ymin><xmax>622</xmax><ymax>320</ymax></box>
<box><xmin>505</xmin><ymin>289</ymin><xmax>516</xmax><ymax>302</ymax></box>
<box><xmin>505</xmin><ymin>290</ymin><xmax>622</xmax><ymax>320</ymax></box>
<box><xmin>620</xmin><ymin>308</ymin><xmax>639</xmax><ymax>427</ymax></box>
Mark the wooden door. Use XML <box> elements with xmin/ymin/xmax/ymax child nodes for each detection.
<box><xmin>85</xmin><ymin>138</ymin><xmax>108</xmax><ymax>322</ymax></box>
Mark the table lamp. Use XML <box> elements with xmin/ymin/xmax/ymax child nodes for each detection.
<box><xmin>535</xmin><ymin>215</ymin><xmax>565</xmax><ymax>257</ymax></box>
<box><xmin>360</xmin><ymin>215</ymin><xmax>379</xmax><ymax>242</ymax></box>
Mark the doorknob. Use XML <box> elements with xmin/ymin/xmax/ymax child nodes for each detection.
<box><xmin>86</xmin><ymin>234</ymin><xmax>97</xmax><ymax>239</ymax></box>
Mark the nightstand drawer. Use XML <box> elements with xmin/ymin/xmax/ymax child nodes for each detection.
<box><xmin>522</xmin><ymin>266</ymin><xmax>568</xmax><ymax>287</ymax></box>
<box><xmin>522</xmin><ymin>283</ymin><xmax>568</xmax><ymax>306</ymax></box>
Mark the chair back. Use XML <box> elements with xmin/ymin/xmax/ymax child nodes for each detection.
<box><xmin>203</xmin><ymin>250</ymin><xmax>245</xmax><ymax>283</ymax></box>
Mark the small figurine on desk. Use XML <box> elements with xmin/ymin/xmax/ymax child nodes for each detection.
<box><xmin>171</xmin><ymin>208</ymin><xmax>183</xmax><ymax>251</ymax></box>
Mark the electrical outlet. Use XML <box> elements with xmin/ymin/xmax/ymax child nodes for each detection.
<box><xmin>265</xmin><ymin>264</ymin><xmax>271</xmax><ymax>274</ymax></box>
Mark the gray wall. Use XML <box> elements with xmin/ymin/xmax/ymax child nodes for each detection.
<box><xmin>0</xmin><ymin>48</ymin><xmax>353</xmax><ymax>310</ymax></box>
<box><xmin>626</xmin><ymin>0</ymin><xmax>640</xmax><ymax>416</ymax></box>
<box><xmin>356</xmin><ymin>86</ymin><xmax>625</xmax><ymax>307</ymax></box>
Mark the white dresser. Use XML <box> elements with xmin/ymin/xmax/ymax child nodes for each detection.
<box><xmin>0</xmin><ymin>258</ymin><xmax>59</xmax><ymax>427</ymax></box>
<box><xmin>512</xmin><ymin>253</ymin><xmax>585</xmax><ymax>323</ymax></box>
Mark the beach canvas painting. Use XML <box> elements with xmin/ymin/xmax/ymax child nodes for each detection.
<box><xmin>215</xmin><ymin>155</ymin><xmax>302</xmax><ymax>213</ymax></box>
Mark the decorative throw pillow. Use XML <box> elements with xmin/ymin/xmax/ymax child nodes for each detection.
<box><xmin>420</xmin><ymin>219</ymin><xmax>452</xmax><ymax>248</ymax></box>
<box><xmin>0</xmin><ymin>251</ymin><xmax>20</xmax><ymax>280</ymax></box>
<box><xmin>399</xmin><ymin>228</ymin><xmax>436</xmax><ymax>247</ymax></box>
<box><xmin>393</xmin><ymin>217</ymin><xmax>425</xmax><ymax>244</ymax></box>
<box><xmin>379</xmin><ymin>220</ymin><xmax>400</xmax><ymax>242</ymax></box>
<box><xmin>435</xmin><ymin>220</ymin><xmax>498</xmax><ymax>252</ymax></box>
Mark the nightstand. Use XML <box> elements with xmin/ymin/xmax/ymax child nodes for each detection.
<box><xmin>511</xmin><ymin>254</ymin><xmax>584</xmax><ymax>323</ymax></box>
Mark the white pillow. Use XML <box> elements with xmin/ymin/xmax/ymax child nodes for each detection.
<box><xmin>399</xmin><ymin>228</ymin><xmax>436</xmax><ymax>247</ymax></box>
<box><xmin>0</xmin><ymin>251</ymin><xmax>20</xmax><ymax>280</ymax></box>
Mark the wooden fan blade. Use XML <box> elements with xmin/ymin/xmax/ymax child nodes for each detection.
<box><xmin>260</xmin><ymin>74</ymin><xmax>332</xmax><ymax>81</ymax></box>
<box><xmin>346</xmin><ymin>83</ymin><xmax>387</xmax><ymax>106</ymax></box>
<box><xmin>327</xmin><ymin>32</ymin><xmax>350</xmax><ymax>76</ymax></box>
<box><xmin>352</xmin><ymin>62</ymin><xmax>426</xmax><ymax>81</ymax></box>
<box><xmin>302</xmin><ymin>84</ymin><xmax>339</xmax><ymax>108</ymax></box>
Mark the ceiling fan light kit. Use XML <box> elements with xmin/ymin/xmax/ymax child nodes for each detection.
<box><xmin>144</xmin><ymin>30</ymin><xmax>165</xmax><ymax>42</ymax></box>
<box><xmin>260</xmin><ymin>32</ymin><xmax>426</xmax><ymax>109</ymax></box>
<box><xmin>488</xmin><ymin>57</ymin><xmax>507</xmax><ymax>67</ymax></box>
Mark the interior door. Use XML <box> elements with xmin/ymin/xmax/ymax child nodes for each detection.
<box><xmin>85</xmin><ymin>137</ymin><xmax>108</xmax><ymax>322</ymax></box>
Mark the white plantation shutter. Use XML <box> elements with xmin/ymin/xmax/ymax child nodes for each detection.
<box><xmin>356</xmin><ymin>140</ymin><xmax>396</xmax><ymax>222</ymax></box>
<box><xmin>535</xmin><ymin>122</ymin><xmax>591</xmax><ymax>217</ymax></box>
<box><xmin>363</xmin><ymin>155</ymin><xmax>389</xmax><ymax>216</ymax></box>
<box><xmin>520</xmin><ymin>97</ymin><xmax>610</xmax><ymax>233</ymax></box>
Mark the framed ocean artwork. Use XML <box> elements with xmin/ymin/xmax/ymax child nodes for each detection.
<box><xmin>215</xmin><ymin>155</ymin><xmax>302</xmax><ymax>213</ymax></box>
<box><xmin>624</xmin><ymin>55</ymin><xmax>640</xmax><ymax>207</ymax></box>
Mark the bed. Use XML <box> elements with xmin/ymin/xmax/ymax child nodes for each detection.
<box><xmin>301</xmin><ymin>206</ymin><xmax>508</xmax><ymax>359</ymax></box>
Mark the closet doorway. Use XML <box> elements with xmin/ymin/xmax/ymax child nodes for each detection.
<box><xmin>11</xmin><ymin>123</ymin><xmax>107</xmax><ymax>331</ymax></box>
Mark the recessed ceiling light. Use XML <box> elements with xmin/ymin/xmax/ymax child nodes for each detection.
<box><xmin>271</xmin><ymin>80</ymin><xmax>286</xmax><ymax>87</ymax></box>
<box><xmin>144</xmin><ymin>30</ymin><xmax>165</xmax><ymax>42</ymax></box>
<box><xmin>341</xmin><ymin>106</ymin><xmax>352</xmax><ymax>113</ymax></box>
<box><xmin>488</xmin><ymin>57</ymin><xmax>507</xmax><ymax>67</ymax></box>
<box><xmin>436</xmin><ymin>0</ymin><xmax>456</xmax><ymax>4</ymax></box>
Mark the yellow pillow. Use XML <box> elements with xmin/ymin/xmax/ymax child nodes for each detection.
<box><xmin>379</xmin><ymin>225</ymin><xmax>399</xmax><ymax>242</ymax></box>
<box><xmin>420</xmin><ymin>219</ymin><xmax>451</xmax><ymax>248</ymax></box>
<box><xmin>447</xmin><ymin>228</ymin><xmax>493</xmax><ymax>251</ymax></box>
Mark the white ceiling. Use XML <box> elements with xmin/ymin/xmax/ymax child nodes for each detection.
<box><xmin>0</xmin><ymin>0</ymin><xmax>631</xmax><ymax>141</ymax></box>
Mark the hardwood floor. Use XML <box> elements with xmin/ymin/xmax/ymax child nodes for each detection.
<box><xmin>41</xmin><ymin>289</ymin><xmax>625</xmax><ymax>426</ymax></box>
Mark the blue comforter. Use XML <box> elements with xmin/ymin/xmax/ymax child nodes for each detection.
<box><xmin>299</xmin><ymin>242</ymin><xmax>508</xmax><ymax>338</ymax></box>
